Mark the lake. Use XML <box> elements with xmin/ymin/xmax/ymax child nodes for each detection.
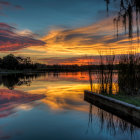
<box><xmin>0</xmin><ymin>72</ymin><xmax>139</xmax><ymax>140</ymax></box>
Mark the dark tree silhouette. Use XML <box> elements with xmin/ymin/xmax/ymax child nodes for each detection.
<box><xmin>2</xmin><ymin>54</ymin><xmax>19</xmax><ymax>70</ymax></box>
<box><xmin>0</xmin><ymin>54</ymin><xmax>47</xmax><ymax>70</ymax></box>
<box><xmin>105</xmin><ymin>0</ymin><xmax>140</xmax><ymax>40</ymax></box>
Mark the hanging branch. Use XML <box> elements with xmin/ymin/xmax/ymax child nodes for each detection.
<box><xmin>105</xmin><ymin>0</ymin><xmax>140</xmax><ymax>40</ymax></box>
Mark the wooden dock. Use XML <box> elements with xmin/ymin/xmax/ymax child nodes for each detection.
<box><xmin>84</xmin><ymin>90</ymin><xmax>140</xmax><ymax>127</ymax></box>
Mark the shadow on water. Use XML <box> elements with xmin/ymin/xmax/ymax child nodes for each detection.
<box><xmin>86</xmin><ymin>103</ymin><xmax>139</xmax><ymax>139</ymax></box>
<box><xmin>0</xmin><ymin>71</ymin><xmax>88</xmax><ymax>90</ymax></box>
<box><xmin>0</xmin><ymin>73</ymin><xmax>47</xmax><ymax>89</ymax></box>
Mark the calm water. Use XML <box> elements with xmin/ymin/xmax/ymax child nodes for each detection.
<box><xmin>0</xmin><ymin>72</ymin><xmax>139</xmax><ymax>140</ymax></box>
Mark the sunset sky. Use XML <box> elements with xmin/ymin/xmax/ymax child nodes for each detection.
<box><xmin>0</xmin><ymin>0</ymin><xmax>138</xmax><ymax>65</ymax></box>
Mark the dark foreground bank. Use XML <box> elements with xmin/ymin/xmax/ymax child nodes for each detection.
<box><xmin>84</xmin><ymin>90</ymin><xmax>140</xmax><ymax>127</ymax></box>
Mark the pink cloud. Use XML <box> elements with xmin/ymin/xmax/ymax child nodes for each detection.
<box><xmin>0</xmin><ymin>1</ymin><xmax>23</xmax><ymax>9</ymax></box>
<box><xmin>0</xmin><ymin>89</ymin><xmax>45</xmax><ymax>118</ymax></box>
<box><xmin>0</xmin><ymin>23</ymin><xmax>46</xmax><ymax>51</ymax></box>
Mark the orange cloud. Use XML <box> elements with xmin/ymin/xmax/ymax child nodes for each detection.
<box><xmin>40</xmin><ymin>56</ymin><xmax>101</xmax><ymax>65</ymax></box>
<box><xmin>41</xmin><ymin>16</ymin><xmax>139</xmax><ymax>58</ymax></box>
<box><xmin>3</xmin><ymin>16</ymin><xmax>138</xmax><ymax>65</ymax></box>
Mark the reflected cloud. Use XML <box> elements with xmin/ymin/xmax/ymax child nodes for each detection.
<box><xmin>39</xmin><ymin>72</ymin><xmax>90</xmax><ymax>82</ymax></box>
<box><xmin>1</xmin><ymin>72</ymin><xmax>117</xmax><ymax>112</ymax></box>
<box><xmin>0</xmin><ymin>72</ymin><xmax>138</xmax><ymax>139</ymax></box>
<box><xmin>0</xmin><ymin>72</ymin><xmax>118</xmax><ymax>115</ymax></box>
<box><xmin>29</xmin><ymin>82</ymin><xmax>116</xmax><ymax>112</ymax></box>
<box><xmin>0</xmin><ymin>89</ymin><xmax>45</xmax><ymax>118</ymax></box>
<box><xmin>29</xmin><ymin>83</ymin><xmax>89</xmax><ymax>112</ymax></box>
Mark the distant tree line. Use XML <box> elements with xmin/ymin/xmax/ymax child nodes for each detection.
<box><xmin>0</xmin><ymin>54</ymin><xmax>137</xmax><ymax>72</ymax></box>
<box><xmin>0</xmin><ymin>54</ymin><xmax>104</xmax><ymax>71</ymax></box>
<box><xmin>0</xmin><ymin>54</ymin><xmax>121</xmax><ymax>71</ymax></box>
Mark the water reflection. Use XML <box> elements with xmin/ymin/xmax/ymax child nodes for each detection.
<box><xmin>87</xmin><ymin>104</ymin><xmax>139</xmax><ymax>139</ymax></box>
<box><xmin>0</xmin><ymin>72</ymin><xmax>139</xmax><ymax>140</ymax></box>
<box><xmin>0</xmin><ymin>72</ymin><xmax>90</xmax><ymax>90</ymax></box>
<box><xmin>0</xmin><ymin>89</ymin><xmax>45</xmax><ymax>118</ymax></box>
<box><xmin>0</xmin><ymin>72</ymin><xmax>91</xmax><ymax>112</ymax></box>
<box><xmin>0</xmin><ymin>72</ymin><xmax>118</xmax><ymax>93</ymax></box>
<box><xmin>0</xmin><ymin>73</ymin><xmax>46</xmax><ymax>90</ymax></box>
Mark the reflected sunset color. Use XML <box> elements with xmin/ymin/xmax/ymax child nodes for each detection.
<box><xmin>0</xmin><ymin>72</ymin><xmax>138</xmax><ymax>140</ymax></box>
<box><xmin>0</xmin><ymin>72</ymin><xmax>118</xmax><ymax>112</ymax></box>
<box><xmin>0</xmin><ymin>89</ymin><xmax>45</xmax><ymax>118</ymax></box>
<box><xmin>0</xmin><ymin>72</ymin><xmax>119</xmax><ymax>112</ymax></box>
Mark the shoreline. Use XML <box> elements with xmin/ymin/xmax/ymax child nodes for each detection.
<box><xmin>84</xmin><ymin>90</ymin><xmax>140</xmax><ymax>127</ymax></box>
